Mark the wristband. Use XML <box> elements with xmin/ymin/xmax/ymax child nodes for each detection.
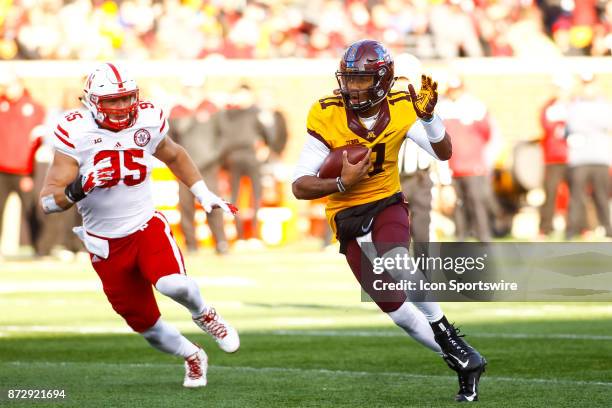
<box><xmin>421</xmin><ymin>113</ymin><xmax>445</xmax><ymax>143</ymax></box>
<box><xmin>41</xmin><ymin>194</ymin><xmax>63</xmax><ymax>214</ymax></box>
<box><xmin>189</xmin><ymin>180</ymin><xmax>209</xmax><ymax>198</ymax></box>
<box><xmin>336</xmin><ymin>177</ymin><xmax>346</xmax><ymax>193</ymax></box>
<box><xmin>64</xmin><ymin>175</ymin><xmax>86</xmax><ymax>203</ymax></box>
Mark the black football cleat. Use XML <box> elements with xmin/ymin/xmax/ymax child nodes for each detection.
<box><xmin>434</xmin><ymin>322</ymin><xmax>485</xmax><ymax>372</ymax></box>
<box><xmin>454</xmin><ymin>358</ymin><xmax>487</xmax><ymax>402</ymax></box>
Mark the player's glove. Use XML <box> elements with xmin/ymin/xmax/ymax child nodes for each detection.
<box><xmin>190</xmin><ymin>180</ymin><xmax>238</xmax><ymax>215</ymax></box>
<box><xmin>408</xmin><ymin>74</ymin><xmax>438</xmax><ymax>121</ymax></box>
<box><xmin>82</xmin><ymin>158</ymin><xmax>115</xmax><ymax>194</ymax></box>
<box><xmin>65</xmin><ymin>158</ymin><xmax>115</xmax><ymax>203</ymax></box>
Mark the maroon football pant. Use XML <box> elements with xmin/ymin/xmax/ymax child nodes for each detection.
<box><xmin>343</xmin><ymin>203</ymin><xmax>410</xmax><ymax>313</ymax></box>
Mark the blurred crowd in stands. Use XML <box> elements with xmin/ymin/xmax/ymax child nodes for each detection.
<box><xmin>2</xmin><ymin>0</ymin><xmax>612</xmax><ymax>61</ymax></box>
<box><xmin>2</xmin><ymin>64</ymin><xmax>611</xmax><ymax>259</ymax></box>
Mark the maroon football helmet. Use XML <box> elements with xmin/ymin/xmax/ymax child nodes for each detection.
<box><xmin>336</xmin><ymin>39</ymin><xmax>395</xmax><ymax>112</ymax></box>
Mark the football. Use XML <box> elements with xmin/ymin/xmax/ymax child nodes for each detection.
<box><xmin>318</xmin><ymin>144</ymin><xmax>369</xmax><ymax>179</ymax></box>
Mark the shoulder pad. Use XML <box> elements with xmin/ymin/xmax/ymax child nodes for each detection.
<box><xmin>387</xmin><ymin>91</ymin><xmax>412</xmax><ymax>106</ymax></box>
<box><xmin>136</xmin><ymin>100</ymin><xmax>166</xmax><ymax>128</ymax></box>
<box><xmin>53</xmin><ymin>109</ymin><xmax>91</xmax><ymax>147</ymax></box>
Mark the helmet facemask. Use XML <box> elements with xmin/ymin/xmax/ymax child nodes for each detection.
<box><xmin>336</xmin><ymin>66</ymin><xmax>393</xmax><ymax>113</ymax></box>
<box><xmin>89</xmin><ymin>89</ymin><xmax>139</xmax><ymax>131</ymax></box>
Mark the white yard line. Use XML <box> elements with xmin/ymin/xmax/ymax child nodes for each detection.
<box><xmin>3</xmin><ymin>361</ymin><xmax>611</xmax><ymax>387</ymax></box>
<box><xmin>271</xmin><ymin>330</ymin><xmax>612</xmax><ymax>341</ymax></box>
<box><xmin>0</xmin><ymin>326</ymin><xmax>133</xmax><ymax>334</ymax></box>
<box><xmin>1</xmin><ymin>326</ymin><xmax>611</xmax><ymax>341</ymax></box>
<box><xmin>0</xmin><ymin>277</ymin><xmax>256</xmax><ymax>294</ymax></box>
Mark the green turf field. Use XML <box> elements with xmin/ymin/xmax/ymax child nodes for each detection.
<box><xmin>1</xmin><ymin>243</ymin><xmax>611</xmax><ymax>407</ymax></box>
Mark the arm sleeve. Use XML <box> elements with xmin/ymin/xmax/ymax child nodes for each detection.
<box><xmin>405</xmin><ymin>120</ymin><xmax>441</xmax><ymax>160</ymax></box>
<box><xmin>291</xmin><ymin>135</ymin><xmax>331</xmax><ymax>183</ymax></box>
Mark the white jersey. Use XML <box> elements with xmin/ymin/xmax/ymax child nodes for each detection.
<box><xmin>52</xmin><ymin>101</ymin><xmax>169</xmax><ymax>238</ymax></box>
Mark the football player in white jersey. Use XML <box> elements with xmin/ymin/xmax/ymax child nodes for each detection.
<box><xmin>40</xmin><ymin>63</ymin><xmax>239</xmax><ymax>388</ymax></box>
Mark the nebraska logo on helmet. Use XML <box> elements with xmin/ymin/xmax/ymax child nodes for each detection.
<box><xmin>83</xmin><ymin>63</ymin><xmax>139</xmax><ymax>131</ymax></box>
<box><xmin>335</xmin><ymin>39</ymin><xmax>395</xmax><ymax>112</ymax></box>
<box><xmin>134</xmin><ymin>129</ymin><xmax>151</xmax><ymax>147</ymax></box>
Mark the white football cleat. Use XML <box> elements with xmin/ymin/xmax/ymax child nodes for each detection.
<box><xmin>183</xmin><ymin>348</ymin><xmax>208</xmax><ymax>388</ymax></box>
<box><xmin>192</xmin><ymin>307</ymin><xmax>240</xmax><ymax>353</ymax></box>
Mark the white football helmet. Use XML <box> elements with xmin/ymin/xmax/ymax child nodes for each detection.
<box><xmin>83</xmin><ymin>63</ymin><xmax>139</xmax><ymax>131</ymax></box>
